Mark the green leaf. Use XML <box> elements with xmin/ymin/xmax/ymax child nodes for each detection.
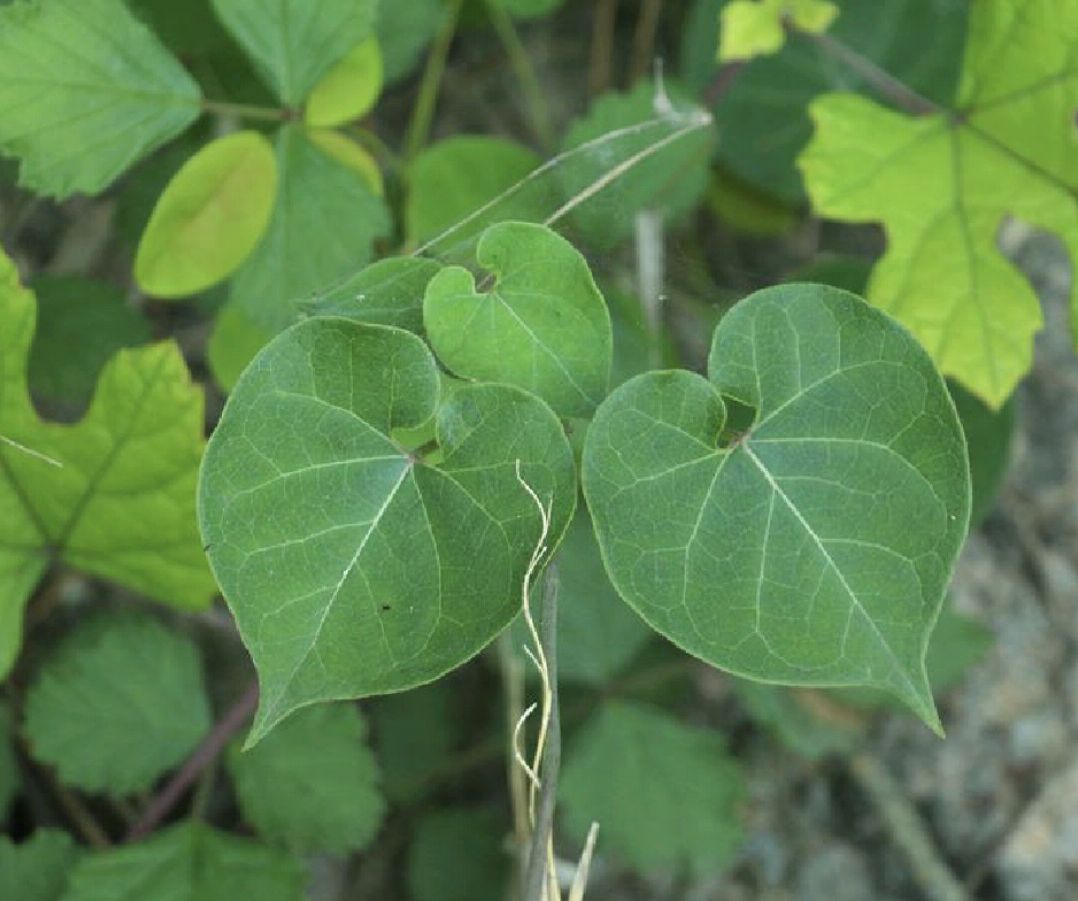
<box><xmin>300</xmin><ymin>256</ymin><xmax>442</xmax><ymax>335</ymax></box>
<box><xmin>405</xmin><ymin>136</ymin><xmax>543</xmax><ymax>247</ymax></box>
<box><xmin>305</xmin><ymin>37</ymin><xmax>383</xmax><ymax>127</ymax></box>
<box><xmin>583</xmin><ymin>283</ymin><xmax>970</xmax><ymax>730</ymax></box>
<box><xmin>24</xmin><ymin>612</ymin><xmax>211</xmax><ymax>795</ymax></box>
<box><xmin>423</xmin><ymin>222</ymin><xmax>613</xmax><ymax>419</ymax></box>
<box><xmin>208</xmin><ymin>124</ymin><xmax>391</xmax><ymax>389</ymax></box>
<box><xmin>198</xmin><ymin>319</ymin><xmax>576</xmax><ymax>744</ymax></box>
<box><xmin>556</xmin><ymin>508</ymin><xmax>652</xmax><ymax>686</ymax></box>
<box><xmin>376</xmin><ymin>0</ymin><xmax>445</xmax><ymax>84</ymax></box>
<box><xmin>513</xmin><ymin>506</ymin><xmax>652</xmax><ymax>686</ymax></box>
<box><xmin>789</xmin><ymin>256</ymin><xmax>1016</xmax><ymax>524</ymax></box>
<box><xmin>407</xmin><ymin>807</ymin><xmax>509</xmax><ymax>901</ymax></box>
<box><xmin>0</xmin><ymin>703</ymin><xmax>16</xmax><ymax>819</ymax></box>
<box><xmin>371</xmin><ymin>680</ymin><xmax>462</xmax><ymax>803</ymax></box>
<box><xmin>113</xmin><ymin>132</ymin><xmax>208</xmax><ymax>248</ymax></box>
<box><xmin>28</xmin><ymin>276</ymin><xmax>151</xmax><ymax>414</ymax></box>
<box><xmin>683</xmin><ymin>0</ymin><xmax>968</xmax><ymax>204</ymax></box>
<box><xmin>0</xmin><ymin>253</ymin><xmax>214</xmax><ymax>677</ymax></box>
<box><xmin>128</xmin><ymin>0</ymin><xmax>232</xmax><ymax>55</ymax></box>
<box><xmin>228</xmin><ymin>703</ymin><xmax>384</xmax><ymax>854</ymax></box>
<box><xmin>800</xmin><ymin>0</ymin><xmax>1078</xmax><ymax>407</ymax></box>
<box><xmin>209</xmin><ymin>0</ymin><xmax>376</xmax><ymax>105</ymax></box>
<box><xmin>0</xmin><ymin>0</ymin><xmax>202</xmax><ymax>198</ymax></box>
<box><xmin>560</xmin><ymin>80</ymin><xmax>717</xmax><ymax>248</ymax></box>
<box><xmin>0</xmin><ymin>829</ymin><xmax>80</xmax><ymax>901</ymax></box>
<box><xmin>135</xmin><ymin>131</ymin><xmax>278</xmax><ymax>298</ymax></box>
<box><xmin>831</xmin><ymin>601</ymin><xmax>993</xmax><ymax>710</ymax></box>
<box><xmin>950</xmin><ymin>382</ymin><xmax>1014</xmax><ymax>527</ymax></box>
<box><xmin>61</xmin><ymin>822</ymin><xmax>305</xmax><ymax>901</ymax></box>
<box><xmin>718</xmin><ymin>0</ymin><xmax>837</xmax><ymax>62</ymax></box>
<box><xmin>559</xmin><ymin>701</ymin><xmax>744</xmax><ymax>875</ymax></box>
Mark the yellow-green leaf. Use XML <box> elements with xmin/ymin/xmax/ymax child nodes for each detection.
<box><xmin>135</xmin><ymin>131</ymin><xmax>278</xmax><ymax>298</ymax></box>
<box><xmin>305</xmin><ymin>38</ymin><xmax>383</xmax><ymax>127</ymax></box>
<box><xmin>0</xmin><ymin>250</ymin><xmax>214</xmax><ymax>677</ymax></box>
<box><xmin>799</xmin><ymin>0</ymin><xmax>1078</xmax><ymax>408</ymax></box>
<box><xmin>719</xmin><ymin>0</ymin><xmax>837</xmax><ymax>62</ymax></box>
<box><xmin>306</xmin><ymin>129</ymin><xmax>383</xmax><ymax>195</ymax></box>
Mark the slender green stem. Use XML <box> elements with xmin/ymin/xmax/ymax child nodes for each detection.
<box><xmin>404</xmin><ymin>0</ymin><xmax>465</xmax><ymax>162</ymax></box>
<box><xmin>483</xmin><ymin>0</ymin><xmax>555</xmax><ymax>150</ymax></box>
<box><xmin>201</xmin><ymin>99</ymin><xmax>290</xmax><ymax>123</ymax></box>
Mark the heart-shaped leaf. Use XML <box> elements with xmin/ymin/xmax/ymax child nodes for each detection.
<box><xmin>199</xmin><ymin>319</ymin><xmax>575</xmax><ymax>743</ymax></box>
<box><xmin>423</xmin><ymin>222</ymin><xmax>612</xmax><ymax>419</ymax></box>
<box><xmin>583</xmin><ymin>283</ymin><xmax>970</xmax><ymax>730</ymax></box>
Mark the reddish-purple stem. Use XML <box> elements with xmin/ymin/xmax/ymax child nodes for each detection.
<box><xmin>125</xmin><ymin>681</ymin><xmax>259</xmax><ymax>842</ymax></box>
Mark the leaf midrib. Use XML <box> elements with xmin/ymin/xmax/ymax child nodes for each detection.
<box><xmin>740</xmin><ymin>442</ymin><xmax>916</xmax><ymax>697</ymax></box>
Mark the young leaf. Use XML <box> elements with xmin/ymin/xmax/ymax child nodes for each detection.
<box><xmin>61</xmin><ymin>822</ymin><xmax>305</xmax><ymax>901</ymax></box>
<box><xmin>559</xmin><ymin>80</ymin><xmax>717</xmax><ymax>247</ymax></box>
<box><xmin>209</xmin><ymin>0</ymin><xmax>377</xmax><ymax>105</ymax></box>
<box><xmin>405</xmin><ymin>136</ymin><xmax>543</xmax><ymax>247</ymax></box>
<box><xmin>407</xmin><ymin>807</ymin><xmax>509</xmax><ymax>901</ymax></box>
<box><xmin>583</xmin><ymin>283</ymin><xmax>970</xmax><ymax>730</ymax></box>
<box><xmin>718</xmin><ymin>0</ymin><xmax>838</xmax><ymax>62</ymax></box>
<box><xmin>800</xmin><ymin>0</ymin><xmax>1078</xmax><ymax>408</ymax></box>
<box><xmin>0</xmin><ymin>253</ymin><xmax>215</xmax><ymax>677</ymax></box>
<box><xmin>199</xmin><ymin>319</ymin><xmax>576</xmax><ymax>743</ymax></box>
<box><xmin>299</xmin><ymin>256</ymin><xmax>442</xmax><ymax>335</ymax></box>
<box><xmin>423</xmin><ymin>221</ymin><xmax>613</xmax><ymax>419</ymax></box>
<box><xmin>135</xmin><ymin>131</ymin><xmax>278</xmax><ymax>298</ymax></box>
<box><xmin>0</xmin><ymin>829</ymin><xmax>80</xmax><ymax>901</ymax></box>
<box><xmin>28</xmin><ymin>276</ymin><xmax>151</xmax><ymax>413</ymax></box>
<box><xmin>23</xmin><ymin>613</ymin><xmax>211</xmax><ymax>795</ymax></box>
<box><xmin>681</xmin><ymin>0</ymin><xmax>967</xmax><ymax>204</ymax></box>
<box><xmin>227</xmin><ymin>703</ymin><xmax>385</xmax><ymax>854</ymax></box>
<box><xmin>559</xmin><ymin>701</ymin><xmax>745</xmax><ymax>875</ymax></box>
<box><xmin>0</xmin><ymin>0</ymin><xmax>202</xmax><ymax>198</ymax></box>
<box><xmin>305</xmin><ymin>38</ymin><xmax>383</xmax><ymax>127</ymax></box>
<box><xmin>208</xmin><ymin>124</ymin><xmax>391</xmax><ymax>389</ymax></box>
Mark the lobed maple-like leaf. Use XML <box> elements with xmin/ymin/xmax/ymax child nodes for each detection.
<box><xmin>0</xmin><ymin>251</ymin><xmax>215</xmax><ymax>677</ymax></box>
<box><xmin>800</xmin><ymin>0</ymin><xmax>1078</xmax><ymax>408</ymax></box>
